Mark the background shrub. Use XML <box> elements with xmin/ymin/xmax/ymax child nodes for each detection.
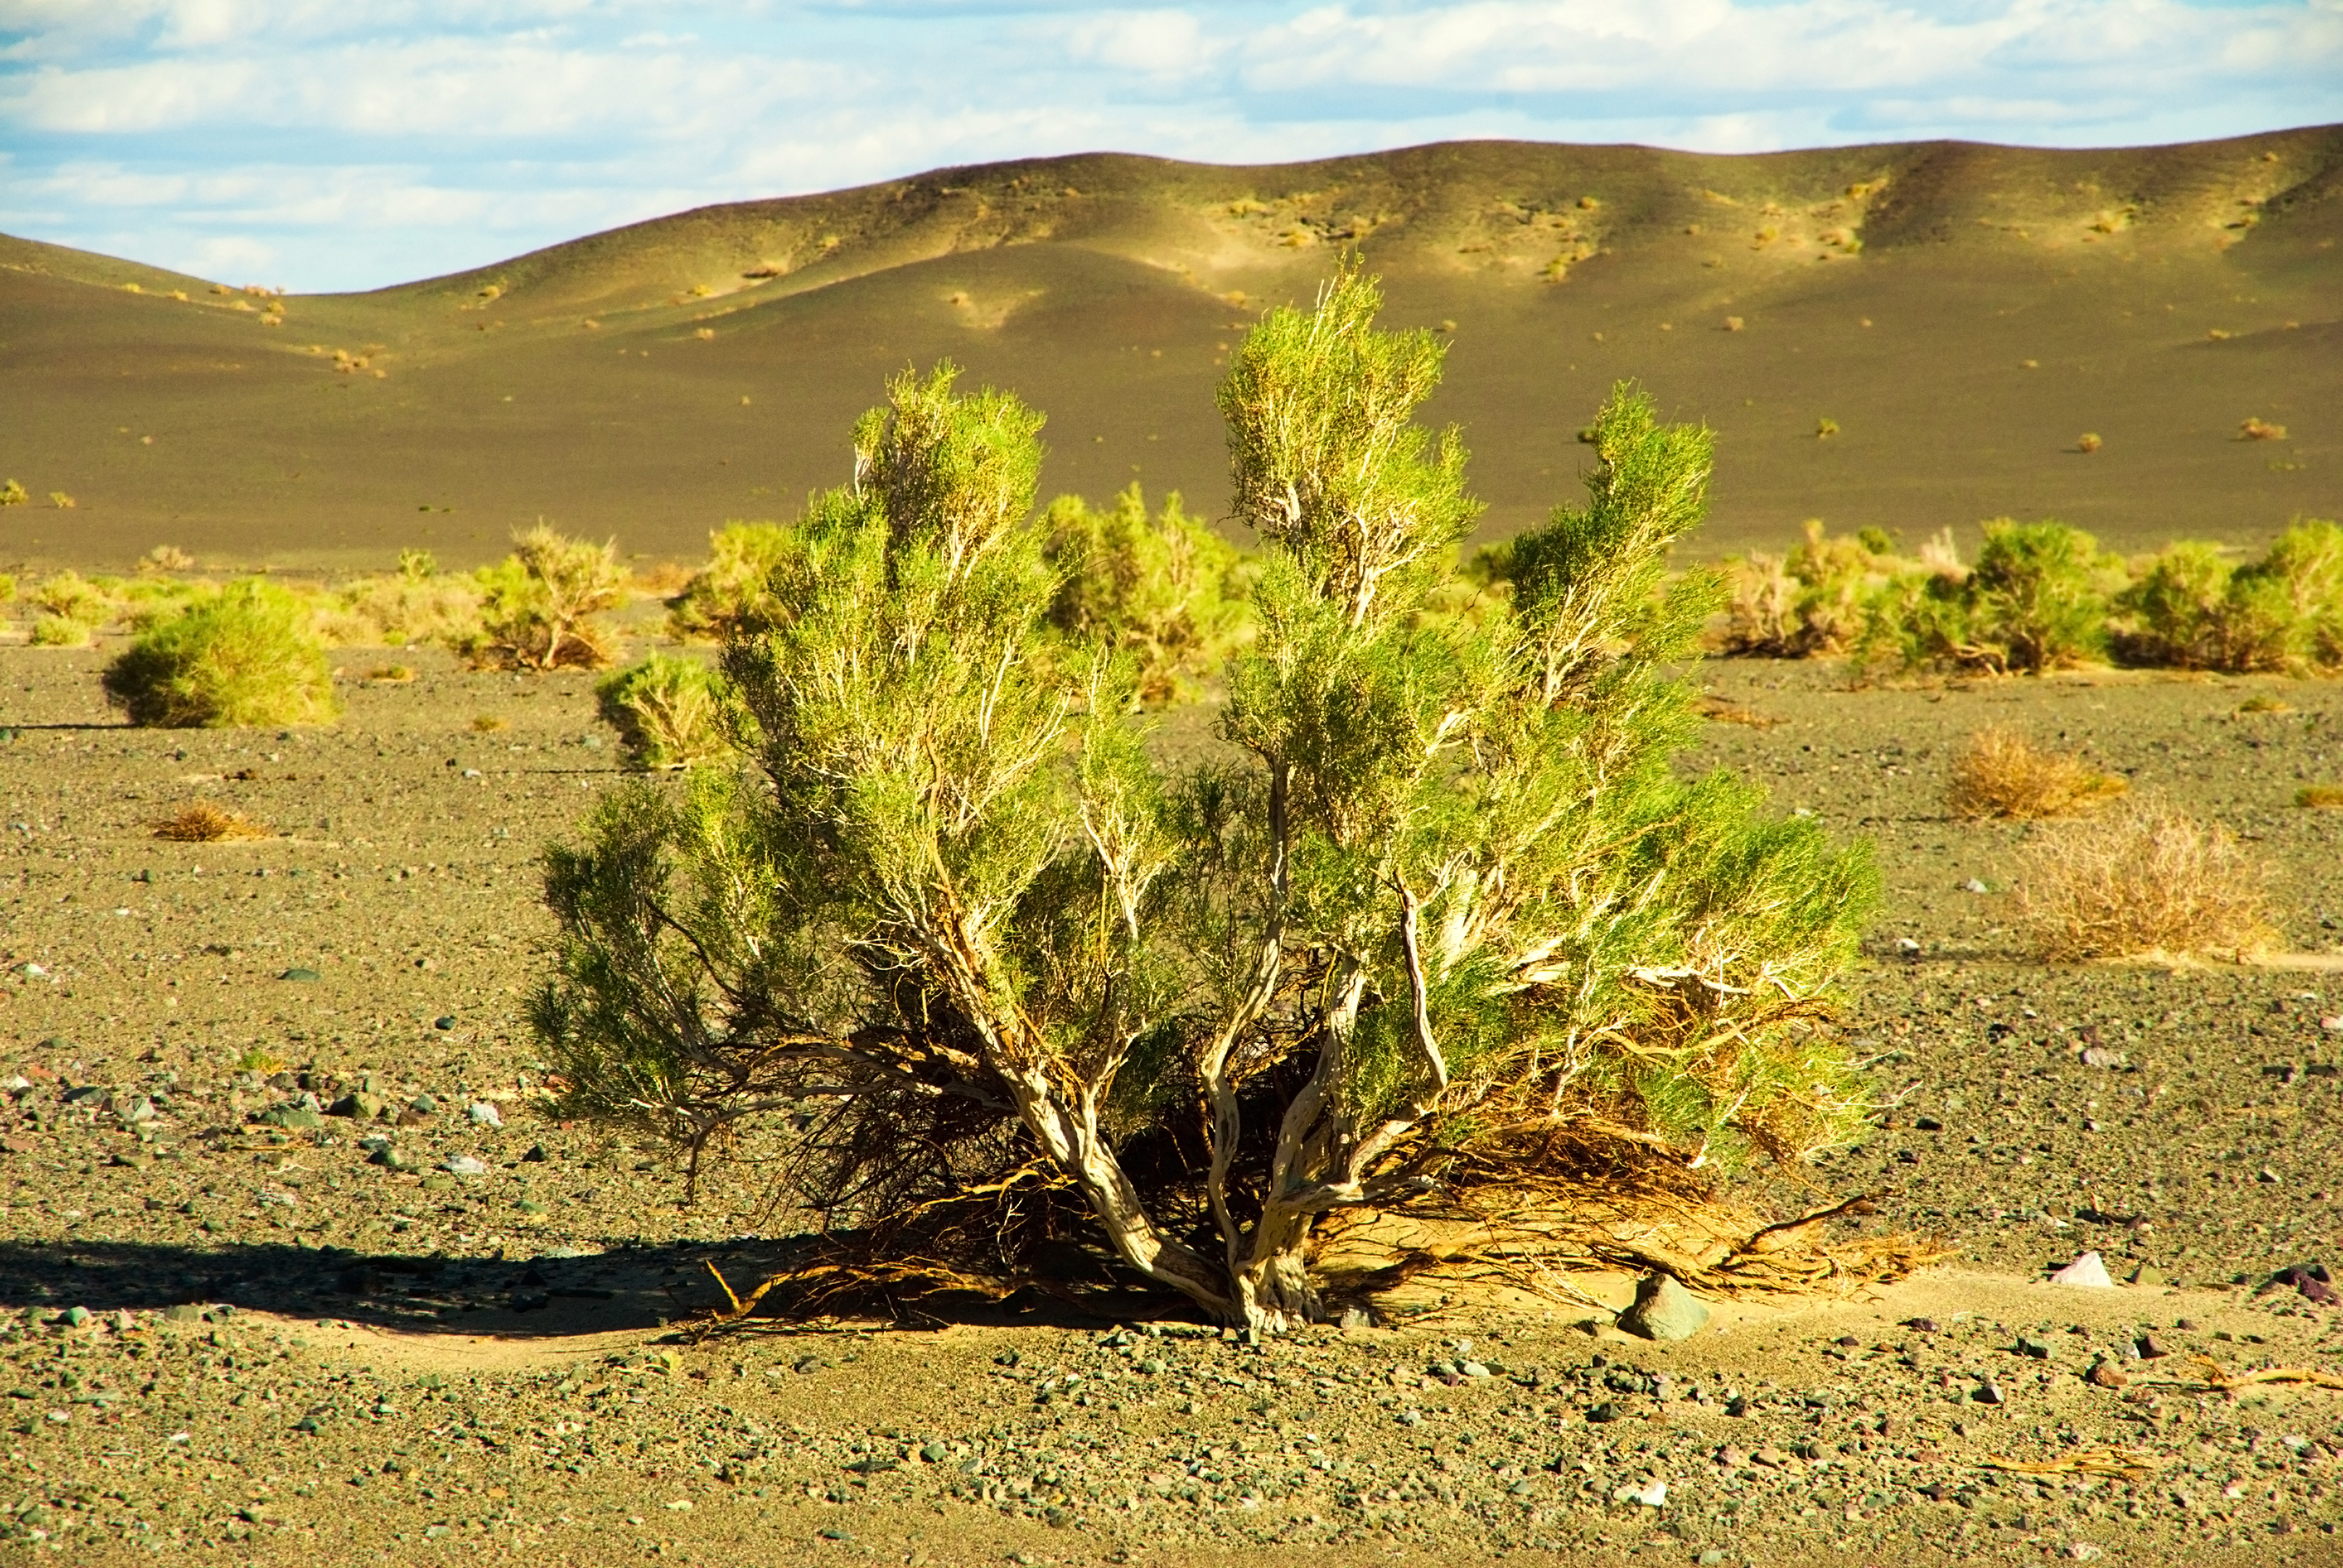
<box><xmin>1040</xmin><ymin>485</ymin><xmax>1254</xmax><ymax>703</ymax></box>
<box><xmin>102</xmin><ymin>580</ymin><xmax>339</xmax><ymax>727</ymax></box>
<box><xmin>1865</xmin><ymin>519</ymin><xmax>2115</xmax><ymax>673</ymax></box>
<box><xmin>595</xmin><ymin>654</ymin><xmax>755</xmax><ymax>768</ymax></box>
<box><xmin>2020</xmin><ymin>800</ymin><xmax>2272</xmax><ymax>961</ymax></box>
<box><xmin>473</xmin><ymin>526</ymin><xmax>627</xmax><ymax>670</ymax></box>
<box><xmin>666</xmin><ymin>523</ymin><xmax>799</xmax><ymax>639</ymax></box>
<box><xmin>1946</xmin><ymin>728</ymin><xmax>2126</xmax><ymax>820</ymax></box>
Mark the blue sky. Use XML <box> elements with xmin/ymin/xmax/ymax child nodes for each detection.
<box><xmin>2</xmin><ymin>0</ymin><xmax>2338</xmax><ymax>293</ymax></box>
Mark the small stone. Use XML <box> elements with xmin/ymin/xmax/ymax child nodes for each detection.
<box><xmin>2050</xmin><ymin>1252</ymin><xmax>2115</xmax><ymax>1289</ymax></box>
<box><xmin>2079</xmin><ymin>1047</ymin><xmax>2128</xmax><ymax>1070</ymax></box>
<box><xmin>468</xmin><ymin>1102</ymin><xmax>503</xmax><ymax>1128</ymax></box>
<box><xmin>515</xmin><ymin>1199</ymin><xmax>545</xmax><ymax>1215</ymax></box>
<box><xmin>2129</xmin><ymin>1263</ymin><xmax>2166</xmax><ymax>1287</ymax></box>
<box><xmin>444</xmin><ymin>1155</ymin><xmax>489</xmax><ymax>1176</ymax></box>
<box><xmin>1459</xmin><ymin>1360</ymin><xmax>1491</xmax><ymax>1379</ymax></box>
<box><xmin>2323</xmin><ymin>1015</ymin><xmax>2343</xmax><ymax>1033</ymax></box>
<box><xmin>2275</xmin><ymin>1264</ymin><xmax>2341</xmax><ymax>1305</ymax></box>
<box><xmin>279</xmin><ymin>967</ymin><xmax>321</xmax><ymax>982</ymax></box>
<box><xmin>163</xmin><ymin>1304</ymin><xmax>205</xmax><ymax>1323</ymax></box>
<box><xmin>1974</xmin><ymin>1379</ymin><xmax>2005</xmax><ymax>1405</ymax></box>
<box><xmin>1340</xmin><ymin>1304</ymin><xmax>1372</xmax><ymax>1329</ymax></box>
<box><xmin>60</xmin><ymin>1307</ymin><xmax>90</xmax><ymax>1328</ymax></box>
<box><xmin>263</xmin><ymin>1104</ymin><xmax>324</xmax><ymax>1130</ymax></box>
<box><xmin>1618</xmin><ymin>1272</ymin><xmax>1710</xmax><ymax>1341</ymax></box>
<box><xmin>920</xmin><ymin>1440</ymin><xmax>949</xmax><ymax>1463</ymax></box>
<box><xmin>1587</xmin><ymin>1401</ymin><xmax>1620</xmax><ymax>1423</ymax></box>
<box><xmin>2087</xmin><ymin>1359</ymin><xmax>2128</xmax><ymax>1388</ymax></box>
<box><xmin>2017</xmin><ymin>1333</ymin><xmax>2057</xmax><ymax>1359</ymax></box>
<box><xmin>434</xmin><ymin>1016</ymin><xmax>456</xmax><ymax>1030</ymax></box>
<box><xmin>1723</xmin><ymin>1394</ymin><xmax>1750</xmax><ymax>1417</ymax></box>
<box><xmin>1751</xmin><ymin>1446</ymin><xmax>1793</xmax><ymax>1469</ymax></box>
<box><xmin>1905</xmin><ymin>1317</ymin><xmax>1942</xmax><ymax>1333</ymax></box>
<box><xmin>521</xmin><ymin>1143</ymin><xmax>547</xmax><ymax>1162</ymax></box>
<box><xmin>1964</xmin><ymin>878</ymin><xmax>1990</xmax><ymax>893</ymax></box>
<box><xmin>2259</xmin><ymin>1167</ymin><xmax>2283</xmax><ymax>1185</ymax></box>
<box><xmin>367</xmin><ymin>1145</ymin><xmax>416</xmax><ymax>1171</ymax></box>
<box><xmin>1715</xmin><ymin>1445</ymin><xmax>1748</xmax><ymax>1468</ymax></box>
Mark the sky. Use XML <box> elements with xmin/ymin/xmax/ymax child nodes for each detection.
<box><xmin>2</xmin><ymin>0</ymin><xmax>2339</xmax><ymax>294</ymax></box>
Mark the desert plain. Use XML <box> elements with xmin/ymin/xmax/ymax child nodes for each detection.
<box><xmin>2</xmin><ymin>128</ymin><xmax>2343</xmax><ymax>1568</ymax></box>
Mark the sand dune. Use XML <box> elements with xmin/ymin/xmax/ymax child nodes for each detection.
<box><xmin>2</xmin><ymin>131</ymin><xmax>2337</xmax><ymax>573</ymax></box>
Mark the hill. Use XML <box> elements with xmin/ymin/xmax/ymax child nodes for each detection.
<box><xmin>2</xmin><ymin>130</ymin><xmax>2338</xmax><ymax>573</ymax></box>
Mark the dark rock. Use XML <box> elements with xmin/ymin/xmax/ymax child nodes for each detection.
<box><xmin>279</xmin><ymin>968</ymin><xmax>321</xmax><ymax>982</ymax></box>
<box><xmin>521</xmin><ymin>1144</ymin><xmax>547</xmax><ymax>1162</ymax></box>
<box><xmin>1587</xmin><ymin>1402</ymin><xmax>1620</xmax><ymax>1423</ymax></box>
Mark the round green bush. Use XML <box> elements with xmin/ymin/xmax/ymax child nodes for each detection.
<box><xmin>102</xmin><ymin>580</ymin><xmax>339</xmax><ymax>727</ymax></box>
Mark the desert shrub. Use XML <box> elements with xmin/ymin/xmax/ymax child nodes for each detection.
<box><xmin>667</xmin><ymin>523</ymin><xmax>799</xmax><ymax>640</ymax></box>
<box><xmin>101</xmin><ymin>580</ymin><xmax>339</xmax><ymax>728</ymax></box>
<box><xmin>141</xmin><ymin>545</ymin><xmax>195</xmax><ymax>572</ymax></box>
<box><xmin>531</xmin><ymin>266</ymin><xmax>1875</xmax><ymax>1328</ymax></box>
<box><xmin>0</xmin><ymin>573</ymin><xmax>13</xmax><ymax>603</ymax></box>
<box><xmin>151</xmin><ymin>801</ymin><xmax>271</xmax><ymax>841</ymax></box>
<box><xmin>0</xmin><ymin>480</ymin><xmax>25</xmax><ymax>506</ymax></box>
<box><xmin>473</xmin><ymin>526</ymin><xmax>626</xmax><ymax>670</ymax></box>
<box><xmin>1866</xmin><ymin>519</ymin><xmax>2114</xmax><ymax>673</ymax></box>
<box><xmin>1945</xmin><ymin>728</ymin><xmax>2126</xmax><ymax>820</ymax></box>
<box><xmin>595</xmin><ymin>654</ymin><xmax>755</xmax><ymax>769</ymax></box>
<box><xmin>2111</xmin><ymin>521</ymin><xmax>2343</xmax><ymax>673</ymax></box>
<box><xmin>1040</xmin><ymin>485</ymin><xmax>1254</xmax><ymax>703</ymax></box>
<box><xmin>2019</xmin><ymin>800</ymin><xmax>2272</xmax><ymax>961</ymax></box>
<box><xmin>28</xmin><ymin>617</ymin><xmax>89</xmax><ymax>647</ymax></box>
<box><xmin>33</xmin><ymin>570</ymin><xmax>111</xmax><ymax>627</ymax></box>
<box><xmin>2297</xmin><ymin>785</ymin><xmax>2343</xmax><ymax>809</ymax></box>
<box><xmin>322</xmin><ymin>551</ymin><xmax>485</xmax><ymax>649</ymax></box>
<box><xmin>1722</xmin><ymin>520</ymin><xmax>1899</xmax><ymax>656</ymax></box>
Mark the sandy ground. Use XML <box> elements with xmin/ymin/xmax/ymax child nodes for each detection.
<box><xmin>7</xmin><ymin>647</ymin><xmax>2343</xmax><ymax>1564</ymax></box>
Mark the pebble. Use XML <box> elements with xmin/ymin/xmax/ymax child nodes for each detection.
<box><xmin>435</xmin><ymin>1015</ymin><xmax>457</xmax><ymax>1030</ymax></box>
<box><xmin>445</xmin><ymin>1155</ymin><xmax>490</xmax><ymax>1175</ymax></box>
<box><xmin>59</xmin><ymin>1306</ymin><xmax>89</xmax><ymax>1328</ymax></box>
<box><xmin>468</xmin><ymin>1101</ymin><xmax>503</xmax><ymax>1128</ymax></box>
<box><xmin>280</xmin><ymin>967</ymin><xmax>321</xmax><ymax>982</ymax></box>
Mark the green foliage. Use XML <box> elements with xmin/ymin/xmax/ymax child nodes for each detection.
<box><xmin>472</xmin><ymin>526</ymin><xmax>627</xmax><ymax>670</ymax></box>
<box><xmin>0</xmin><ymin>573</ymin><xmax>13</xmax><ymax>603</ymax></box>
<box><xmin>666</xmin><ymin>523</ymin><xmax>801</xmax><ymax>640</ymax></box>
<box><xmin>100</xmin><ymin>580</ymin><xmax>339</xmax><ymax>728</ymax></box>
<box><xmin>29</xmin><ymin>617</ymin><xmax>88</xmax><ymax>647</ymax></box>
<box><xmin>1865</xmin><ymin>519</ymin><xmax>2115</xmax><ymax>673</ymax></box>
<box><xmin>595</xmin><ymin>654</ymin><xmax>756</xmax><ymax>768</ymax></box>
<box><xmin>2114</xmin><ymin>521</ymin><xmax>2343</xmax><ymax>673</ymax></box>
<box><xmin>1722</xmin><ymin>520</ymin><xmax>1901</xmax><ymax>656</ymax></box>
<box><xmin>33</xmin><ymin>570</ymin><xmax>111</xmax><ymax>626</ymax></box>
<box><xmin>0</xmin><ymin>480</ymin><xmax>25</xmax><ymax>507</ymax></box>
<box><xmin>533</xmin><ymin>286</ymin><xmax>1873</xmax><ymax>1328</ymax></box>
<box><xmin>1041</xmin><ymin>485</ymin><xmax>1254</xmax><ymax>704</ymax></box>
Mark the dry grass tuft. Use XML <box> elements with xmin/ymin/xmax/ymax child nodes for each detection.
<box><xmin>1947</xmin><ymin>728</ymin><xmax>2128</xmax><ymax>820</ymax></box>
<box><xmin>151</xmin><ymin>801</ymin><xmax>272</xmax><ymax>842</ymax></box>
<box><xmin>141</xmin><ymin>544</ymin><xmax>195</xmax><ymax>573</ymax></box>
<box><xmin>364</xmin><ymin>663</ymin><xmax>415</xmax><ymax>682</ymax></box>
<box><xmin>2019</xmin><ymin>800</ymin><xmax>2272</xmax><ymax>961</ymax></box>
<box><xmin>2236</xmin><ymin>694</ymin><xmax>2293</xmax><ymax>714</ymax></box>
<box><xmin>2240</xmin><ymin>417</ymin><xmax>2288</xmax><ymax>442</ymax></box>
<box><xmin>232</xmin><ymin>1048</ymin><xmax>288</xmax><ymax>1075</ymax></box>
<box><xmin>470</xmin><ymin>714</ymin><xmax>508</xmax><ymax>733</ymax></box>
<box><xmin>1695</xmin><ymin>694</ymin><xmax>1782</xmax><ymax>728</ymax></box>
<box><xmin>2076</xmin><ymin>433</ymin><xmax>2104</xmax><ymax>454</ymax></box>
<box><xmin>2296</xmin><ymin>785</ymin><xmax>2343</xmax><ymax>810</ymax></box>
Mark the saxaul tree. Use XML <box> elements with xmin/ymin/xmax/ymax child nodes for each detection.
<box><xmin>532</xmin><ymin>262</ymin><xmax>1873</xmax><ymax>1330</ymax></box>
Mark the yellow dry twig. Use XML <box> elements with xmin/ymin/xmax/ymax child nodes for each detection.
<box><xmin>1980</xmin><ymin>1448</ymin><xmax>2161</xmax><ymax>1481</ymax></box>
<box><xmin>2139</xmin><ymin>1356</ymin><xmax>2343</xmax><ymax>1395</ymax></box>
<box><xmin>151</xmin><ymin>802</ymin><xmax>272</xmax><ymax>841</ymax></box>
<box><xmin>701</xmin><ymin>1261</ymin><xmax>785</xmax><ymax>1325</ymax></box>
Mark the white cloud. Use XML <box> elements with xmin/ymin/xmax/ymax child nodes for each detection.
<box><xmin>1</xmin><ymin>0</ymin><xmax>2335</xmax><ymax>290</ymax></box>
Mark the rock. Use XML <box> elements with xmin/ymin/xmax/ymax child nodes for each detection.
<box><xmin>433</xmin><ymin>1016</ymin><xmax>456</xmax><ymax>1030</ymax></box>
<box><xmin>1974</xmin><ymin>1378</ymin><xmax>2005</xmax><ymax>1405</ymax></box>
<box><xmin>468</xmin><ymin>1101</ymin><xmax>503</xmax><ymax>1128</ymax></box>
<box><xmin>163</xmin><ymin>1304</ymin><xmax>205</xmax><ymax>1323</ymax></box>
<box><xmin>410</xmin><ymin>1093</ymin><xmax>438</xmax><ymax>1114</ymax></box>
<box><xmin>2087</xmin><ymin>1360</ymin><xmax>2128</xmax><ymax>1388</ymax></box>
<box><xmin>262</xmin><ymin>1104</ymin><xmax>324</xmax><ymax>1130</ymax></box>
<box><xmin>327</xmin><ymin>1092</ymin><xmax>388</xmax><ymax>1120</ymax></box>
<box><xmin>2129</xmin><ymin>1263</ymin><xmax>2166</xmax><ymax>1286</ymax></box>
<box><xmin>521</xmin><ymin>1143</ymin><xmax>547</xmax><ymax>1162</ymax></box>
<box><xmin>279</xmin><ymin>967</ymin><xmax>321</xmax><ymax>982</ymax></box>
<box><xmin>1459</xmin><ymin>1360</ymin><xmax>1491</xmax><ymax>1379</ymax></box>
<box><xmin>515</xmin><ymin>1199</ymin><xmax>545</xmax><ymax>1215</ymax></box>
<box><xmin>2017</xmin><ymin>1333</ymin><xmax>2057</xmax><ymax>1359</ymax></box>
<box><xmin>1586</xmin><ymin>1402</ymin><xmax>1620</xmax><ymax>1423</ymax></box>
<box><xmin>367</xmin><ymin>1145</ymin><xmax>416</xmax><ymax>1171</ymax></box>
<box><xmin>1751</xmin><ymin>1446</ymin><xmax>1794</xmax><ymax>1469</ymax></box>
<box><xmin>1723</xmin><ymin>1395</ymin><xmax>1750</xmax><ymax>1417</ymax></box>
<box><xmin>2050</xmin><ymin>1252</ymin><xmax>2115</xmax><ymax>1289</ymax></box>
<box><xmin>1618</xmin><ymin>1273</ymin><xmax>1709</xmax><ymax>1341</ymax></box>
<box><xmin>2274</xmin><ymin>1264</ymin><xmax>2339</xmax><ymax>1305</ymax></box>
<box><xmin>113</xmin><ymin>1094</ymin><xmax>156</xmax><ymax>1124</ymax></box>
<box><xmin>920</xmin><ymin>1440</ymin><xmax>949</xmax><ymax>1463</ymax></box>
<box><xmin>2079</xmin><ymin>1047</ymin><xmax>2128</xmax><ymax>1070</ymax></box>
<box><xmin>1715</xmin><ymin>1445</ymin><xmax>1748</xmax><ymax>1468</ymax></box>
<box><xmin>60</xmin><ymin>1307</ymin><xmax>89</xmax><ymax>1328</ymax></box>
<box><xmin>1964</xmin><ymin>878</ymin><xmax>1990</xmax><ymax>893</ymax></box>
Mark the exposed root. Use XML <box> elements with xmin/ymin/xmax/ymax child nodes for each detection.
<box><xmin>2140</xmin><ymin>1357</ymin><xmax>2343</xmax><ymax>1396</ymax></box>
